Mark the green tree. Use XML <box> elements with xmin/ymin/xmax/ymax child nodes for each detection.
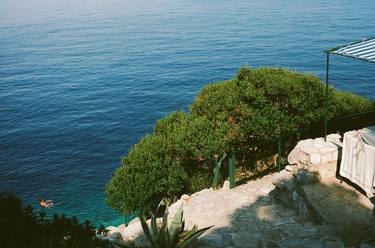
<box><xmin>106</xmin><ymin>67</ymin><xmax>373</xmax><ymax>214</ymax></box>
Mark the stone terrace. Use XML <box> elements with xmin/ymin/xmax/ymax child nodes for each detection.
<box><xmin>109</xmin><ymin>174</ymin><xmax>344</xmax><ymax>247</ymax></box>
<box><xmin>108</xmin><ymin>134</ymin><xmax>375</xmax><ymax>247</ymax></box>
<box><xmin>181</xmin><ymin>175</ymin><xmax>344</xmax><ymax>248</ymax></box>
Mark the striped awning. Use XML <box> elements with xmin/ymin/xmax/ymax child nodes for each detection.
<box><xmin>328</xmin><ymin>37</ymin><xmax>375</xmax><ymax>63</ymax></box>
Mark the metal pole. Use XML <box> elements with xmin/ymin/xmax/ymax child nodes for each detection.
<box><xmin>277</xmin><ymin>136</ymin><xmax>282</xmax><ymax>172</ymax></box>
<box><xmin>229</xmin><ymin>153</ymin><xmax>235</xmax><ymax>189</ymax></box>
<box><xmin>212</xmin><ymin>156</ymin><xmax>219</xmax><ymax>188</ymax></box>
<box><xmin>324</xmin><ymin>52</ymin><xmax>330</xmax><ymax>141</ymax></box>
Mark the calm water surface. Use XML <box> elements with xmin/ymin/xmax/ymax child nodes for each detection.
<box><xmin>1</xmin><ymin>0</ymin><xmax>374</xmax><ymax>225</ymax></box>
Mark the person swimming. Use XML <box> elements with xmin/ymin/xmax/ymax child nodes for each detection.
<box><xmin>39</xmin><ymin>198</ymin><xmax>54</xmax><ymax>208</ymax></box>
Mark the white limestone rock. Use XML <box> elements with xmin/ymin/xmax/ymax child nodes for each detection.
<box><xmin>309</xmin><ymin>152</ymin><xmax>321</xmax><ymax>165</ymax></box>
<box><xmin>121</xmin><ymin>217</ymin><xmax>164</xmax><ymax>246</ymax></box>
<box><xmin>297</xmin><ymin>139</ymin><xmax>314</xmax><ymax>148</ymax></box>
<box><xmin>285</xmin><ymin>164</ymin><xmax>297</xmax><ymax>172</ymax></box>
<box><xmin>287</xmin><ymin>147</ymin><xmax>301</xmax><ymax>165</ymax></box>
<box><xmin>313</xmin><ymin>137</ymin><xmax>326</xmax><ymax>145</ymax></box>
<box><xmin>168</xmin><ymin>199</ymin><xmax>183</xmax><ymax>218</ymax></box>
<box><xmin>326</xmin><ymin>133</ymin><xmax>342</xmax><ymax>144</ymax></box>
<box><xmin>181</xmin><ymin>194</ymin><xmax>191</xmax><ymax>205</ymax></box>
<box><xmin>320</xmin><ymin>151</ymin><xmax>333</xmax><ymax>164</ymax></box>
<box><xmin>222</xmin><ymin>180</ymin><xmax>230</xmax><ymax>190</ymax></box>
<box><xmin>117</xmin><ymin>224</ymin><xmax>126</xmax><ymax>232</ymax></box>
<box><xmin>106</xmin><ymin>225</ymin><xmax>119</xmax><ymax>234</ymax></box>
<box><xmin>127</xmin><ymin>217</ymin><xmax>140</xmax><ymax>226</ymax></box>
<box><xmin>120</xmin><ymin>220</ymin><xmax>143</xmax><ymax>242</ymax></box>
<box><xmin>272</xmin><ymin>170</ymin><xmax>295</xmax><ymax>191</ymax></box>
<box><xmin>301</xmin><ymin>145</ymin><xmax>320</xmax><ymax>156</ymax></box>
<box><xmin>288</xmin><ymin>135</ymin><xmax>340</xmax><ymax>167</ymax></box>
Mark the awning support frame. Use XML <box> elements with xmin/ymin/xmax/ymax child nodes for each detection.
<box><xmin>324</xmin><ymin>36</ymin><xmax>375</xmax><ymax>140</ymax></box>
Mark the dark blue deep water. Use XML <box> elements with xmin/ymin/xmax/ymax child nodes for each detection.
<box><xmin>1</xmin><ymin>0</ymin><xmax>374</xmax><ymax>226</ymax></box>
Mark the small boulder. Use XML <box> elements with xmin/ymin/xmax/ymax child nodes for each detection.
<box><xmin>285</xmin><ymin>165</ymin><xmax>297</xmax><ymax>173</ymax></box>
<box><xmin>326</xmin><ymin>133</ymin><xmax>342</xmax><ymax>144</ymax></box>
<box><xmin>222</xmin><ymin>180</ymin><xmax>230</xmax><ymax>190</ymax></box>
<box><xmin>106</xmin><ymin>226</ymin><xmax>119</xmax><ymax>234</ymax></box>
<box><xmin>181</xmin><ymin>194</ymin><xmax>191</xmax><ymax>205</ymax></box>
<box><xmin>287</xmin><ymin>147</ymin><xmax>301</xmax><ymax>165</ymax></box>
<box><xmin>127</xmin><ymin>217</ymin><xmax>140</xmax><ymax>226</ymax></box>
<box><xmin>272</xmin><ymin>170</ymin><xmax>295</xmax><ymax>191</ymax></box>
<box><xmin>120</xmin><ymin>220</ymin><xmax>144</xmax><ymax>242</ymax></box>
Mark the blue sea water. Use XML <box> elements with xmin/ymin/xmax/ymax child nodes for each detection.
<box><xmin>0</xmin><ymin>0</ymin><xmax>374</xmax><ymax>226</ymax></box>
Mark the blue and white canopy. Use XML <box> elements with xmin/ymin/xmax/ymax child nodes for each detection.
<box><xmin>328</xmin><ymin>37</ymin><xmax>375</xmax><ymax>63</ymax></box>
<box><xmin>323</xmin><ymin>37</ymin><xmax>375</xmax><ymax>139</ymax></box>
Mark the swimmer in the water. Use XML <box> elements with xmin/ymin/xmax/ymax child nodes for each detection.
<box><xmin>39</xmin><ymin>198</ymin><xmax>54</xmax><ymax>208</ymax></box>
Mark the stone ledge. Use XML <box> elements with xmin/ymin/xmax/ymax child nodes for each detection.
<box><xmin>288</xmin><ymin>134</ymin><xmax>342</xmax><ymax>169</ymax></box>
<box><xmin>273</xmin><ymin>134</ymin><xmax>375</xmax><ymax>246</ymax></box>
<box><xmin>272</xmin><ymin>168</ymin><xmax>326</xmax><ymax>224</ymax></box>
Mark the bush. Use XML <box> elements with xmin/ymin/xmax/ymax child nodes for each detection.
<box><xmin>0</xmin><ymin>193</ymin><xmax>109</xmax><ymax>248</ymax></box>
<box><xmin>106</xmin><ymin>67</ymin><xmax>373</xmax><ymax>214</ymax></box>
<box><xmin>106</xmin><ymin>134</ymin><xmax>189</xmax><ymax>214</ymax></box>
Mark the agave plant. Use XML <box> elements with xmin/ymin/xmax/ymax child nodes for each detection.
<box><xmin>140</xmin><ymin>200</ymin><xmax>212</xmax><ymax>248</ymax></box>
<box><xmin>96</xmin><ymin>224</ymin><xmax>109</xmax><ymax>237</ymax></box>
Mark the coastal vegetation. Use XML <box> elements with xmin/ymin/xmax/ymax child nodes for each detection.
<box><xmin>0</xmin><ymin>194</ymin><xmax>109</xmax><ymax>248</ymax></box>
<box><xmin>106</xmin><ymin>67</ymin><xmax>374</xmax><ymax>214</ymax></box>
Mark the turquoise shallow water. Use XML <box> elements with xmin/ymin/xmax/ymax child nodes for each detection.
<box><xmin>0</xmin><ymin>0</ymin><xmax>374</xmax><ymax>226</ymax></box>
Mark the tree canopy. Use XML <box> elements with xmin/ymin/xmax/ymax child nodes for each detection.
<box><xmin>106</xmin><ymin>67</ymin><xmax>373</xmax><ymax>214</ymax></box>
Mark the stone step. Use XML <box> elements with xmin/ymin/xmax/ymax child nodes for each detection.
<box><xmin>303</xmin><ymin>178</ymin><xmax>375</xmax><ymax>246</ymax></box>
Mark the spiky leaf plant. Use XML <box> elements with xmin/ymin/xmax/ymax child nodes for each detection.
<box><xmin>140</xmin><ymin>200</ymin><xmax>212</xmax><ymax>248</ymax></box>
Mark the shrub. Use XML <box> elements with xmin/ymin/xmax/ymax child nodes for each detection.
<box><xmin>0</xmin><ymin>193</ymin><xmax>109</xmax><ymax>248</ymax></box>
<box><xmin>106</xmin><ymin>134</ymin><xmax>189</xmax><ymax>214</ymax></box>
<box><xmin>106</xmin><ymin>67</ymin><xmax>373</xmax><ymax>214</ymax></box>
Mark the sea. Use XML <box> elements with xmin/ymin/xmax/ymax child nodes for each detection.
<box><xmin>1</xmin><ymin>0</ymin><xmax>374</xmax><ymax>226</ymax></box>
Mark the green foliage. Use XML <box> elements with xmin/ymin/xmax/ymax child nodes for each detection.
<box><xmin>331</xmin><ymin>90</ymin><xmax>375</xmax><ymax>117</ymax></box>
<box><xmin>0</xmin><ymin>193</ymin><xmax>109</xmax><ymax>248</ymax></box>
<box><xmin>97</xmin><ymin>224</ymin><xmax>109</xmax><ymax>237</ymax></box>
<box><xmin>106</xmin><ymin>134</ymin><xmax>189</xmax><ymax>214</ymax></box>
<box><xmin>139</xmin><ymin>200</ymin><xmax>212</xmax><ymax>248</ymax></box>
<box><xmin>106</xmin><ymin>67</ymin><xmax>373</xmax><ymax>213</ymax></box>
